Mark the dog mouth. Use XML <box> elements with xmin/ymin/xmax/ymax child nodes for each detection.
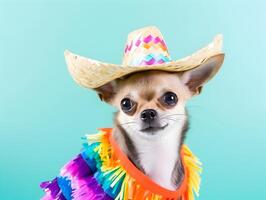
<box><xmin>140</xmin><ymin>124</ymin><xmax>168</xmax><ymax>133</ymax></box>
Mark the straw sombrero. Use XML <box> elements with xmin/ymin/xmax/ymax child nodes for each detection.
<box><xmin>64</xmin><ymin>26</ymin><xmax>223</xmax><ymax>89</ymax></box>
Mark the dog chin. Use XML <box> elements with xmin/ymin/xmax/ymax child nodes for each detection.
<box><xmin>136</xmin><ymin>123</ymin><xmax>170</xmax><ymax>138</ymax></box>
<box><xmin>140</xmin><ymin>124</ymin><xmax>168</xmax><ymax>134</ymax></box>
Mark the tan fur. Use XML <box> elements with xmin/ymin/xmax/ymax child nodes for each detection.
<box><xmin>110</xmin><ymin>70</ymin><xmax>192</xmax><ymax>110</ymax></box>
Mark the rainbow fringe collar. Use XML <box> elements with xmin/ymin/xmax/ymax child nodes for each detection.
<box><xmin>40</xmin><ymin>128</ymin><xmax>202</xmax><ymax>200</ymax></box>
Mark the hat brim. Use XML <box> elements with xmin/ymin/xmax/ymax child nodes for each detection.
<box><xmin>65</xmin><ymin>34</ymin><xmax>224</xmax><ymax>89</ymax></box>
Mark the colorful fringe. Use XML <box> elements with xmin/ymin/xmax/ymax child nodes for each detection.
<box><xmin>40</xmin><ymin>128</ymin><xmax>202</xmax><ymax>200</ymax></box>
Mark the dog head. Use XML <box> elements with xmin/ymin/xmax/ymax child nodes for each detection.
<box><xmin>94</xmin><ymin>54</ymin><xmax>224</xmax><ymax>138</ymax></box>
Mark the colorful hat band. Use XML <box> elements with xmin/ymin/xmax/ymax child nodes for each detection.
<box><xmin>124</xmin><ymin>34</ymin><xmax>171</xmax><ymax>66</ymax></box>
<box><xmin>131</xmin><ymin>53</ymin><xmax>172</xmax><ymax>66</ymax></box>
<box><xmin>124</xmin><ymin>35</ymin><xmax>168</xmax><ymax>53</ymax></box>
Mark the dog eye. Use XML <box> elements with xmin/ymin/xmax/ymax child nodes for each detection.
<box><xmin>120</xmin><ymin>98</ymin><xmax>135</xmax><ymax>112</ymax></box>
<box><xmin>162</xmin><ymin>92</ymin><xmax>178</xmax><ymax>106</ymax></box>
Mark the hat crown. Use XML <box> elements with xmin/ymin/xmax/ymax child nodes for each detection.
<box><xmin>122</xmin><ymin>26</ymin><xmax>171</xmax><ymax>66</ymax></box>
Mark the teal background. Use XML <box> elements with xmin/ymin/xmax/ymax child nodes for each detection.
<box><xmin>0</xmin><ymin>0</ymin><xmax>265</xmax><ymax>199</ymax></box>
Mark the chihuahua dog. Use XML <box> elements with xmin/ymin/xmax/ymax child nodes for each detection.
<box><xmin>94</xmin><ymin>54</ymin><xmax>224</xmax><ymax>191</ymax></box>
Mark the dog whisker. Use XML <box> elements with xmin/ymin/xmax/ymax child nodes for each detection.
<box><xmin>161</xmin><ymin>113</ymin><xmax>187</xmax><ymax>118</ymax></box>
<box><xmin>121</xmin><ymin>124</ymin><xmax>140</xmax><ymax>134</ymax></box>
<box><xmin>167</xmin><ymin>118</ymin><xmax>179</xmax><ymax>122</ymax></box>
<box><xmin>120</xmin><ymin>121</ymin><xmax>138</xmax><ymax>126</ymax></box>
<box><xmin>160</xmin><ymin>115</ymin><xmax>183</xmax><ymax>121</ymax></box>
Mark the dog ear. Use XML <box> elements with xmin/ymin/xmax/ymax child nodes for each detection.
<box><xmin>181</xmin><ymin>54</ymin><xmax>224</xmax><ymax>95</ymax></box>
<box><xmin>94</xmin><ymin>81</ymin><xmax>117</xmax><ymax>103</ymax></box>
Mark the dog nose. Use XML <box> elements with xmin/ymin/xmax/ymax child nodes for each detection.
<box><xmin>140</xmin><ymin>109</ymin><xmax>157</xmax><ymax>122</ymax></box>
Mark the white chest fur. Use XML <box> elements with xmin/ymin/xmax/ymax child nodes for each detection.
<box><xmin>129</xmin><ymin>120</ymin><xmax>185</xmax><ymax>190</ymax></box>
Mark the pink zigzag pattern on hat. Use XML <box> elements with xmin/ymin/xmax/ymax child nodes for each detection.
<box><xmin>124</xmin><ymin>35</ymin><xmax>168</xmax><ymax>53</ymax></box>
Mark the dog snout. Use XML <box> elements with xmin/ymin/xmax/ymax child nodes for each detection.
<box><xmin>140</xmin><ymin>109</ymin><xmax>157</xmax><ymax>123</ymax></box>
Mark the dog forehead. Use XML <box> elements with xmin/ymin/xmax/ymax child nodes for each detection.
<box><xmin>119</xmin><ymin>71</ymin><xmax>181</xmax><ymax>94</ymax></box>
